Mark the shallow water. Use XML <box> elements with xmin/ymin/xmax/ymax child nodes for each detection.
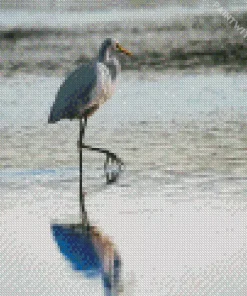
<box><xmin>1</xmin><ymin>2</ymin><xmax>247</xmax><ymax>294</ymax></box>
<box><xmin>1</xmin><ymin>169</ymin><xmax>247</xmax><ymax>296</ymax></box>
<box><xmin>1</xmin><ymin>72</ymin><xmax>247</xmax><ymax>174</ymax></box>
<box><xmin>1</xmin><ymin>70</ymin><xmax>247</xmax><ymax>295</ymax></box>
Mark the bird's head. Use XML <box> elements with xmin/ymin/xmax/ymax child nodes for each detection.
<box><xmin>98</xmin><ymin>38</ymin><xmax>132</xmax><ymax>62</ymax></box>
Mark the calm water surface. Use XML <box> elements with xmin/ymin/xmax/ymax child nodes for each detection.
<box><xmin>0</xmin><ymin>9</ymin><xmax>247</xmax><ymax>292</ymax></box>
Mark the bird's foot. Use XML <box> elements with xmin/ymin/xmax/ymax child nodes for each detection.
<box><xmin>104</xmin><ymin>158</ymin><xmax>122</xmax><ymax>184</ymax></box>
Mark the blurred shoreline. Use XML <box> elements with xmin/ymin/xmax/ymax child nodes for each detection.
<box><xmin>0</xmin><ymin>7</ymin><xmax>247</xmax><ymax>76</ymax></box>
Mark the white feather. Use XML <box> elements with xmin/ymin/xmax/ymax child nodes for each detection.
<box><xmin>95</xmin><ymin>62</ymin><xmax>115</xmax><ymax>107</ymax></box>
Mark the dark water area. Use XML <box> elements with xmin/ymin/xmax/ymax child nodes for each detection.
<box><xmin>1</xmin><ymin>7</ymin><xmax>247</xmax><ymax>76</ymax></box>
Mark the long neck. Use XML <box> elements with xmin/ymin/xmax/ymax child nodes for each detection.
<box><xmin>98</xmin><ymin>45</ymin><xmax>120</xmax><ymax>80</ymax></box>
<box><xmin>98</xmin><ymin>45</ymin><xmax>110</xmax><ymax>63</ymax></box>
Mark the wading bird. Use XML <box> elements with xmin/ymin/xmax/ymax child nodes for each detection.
<box><xmin>48</xmin><ymin>38</ymin><xmax>132</xmax><ymax>223</ymax></box>
<box><xmin>49</xmin><ymin>38</ymin><xmax>131</xmax><ymax>296</ymax></box>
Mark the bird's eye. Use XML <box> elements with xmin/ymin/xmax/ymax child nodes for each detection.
<box><xmin>115</xmin><ymin>43</ymin><xmax>120</xmax><ymax>49</ymax></box>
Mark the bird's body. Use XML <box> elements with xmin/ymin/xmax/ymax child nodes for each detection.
<box><xmin>48</xmin><ymin>38</ymin><xmax>131</xmax><ymax>123</ymax></box>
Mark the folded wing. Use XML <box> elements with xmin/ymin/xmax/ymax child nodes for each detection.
<box><xmin>48</xmin><ymin>62</ymin><xmax>97</xmax><ymax>123</ymax></box>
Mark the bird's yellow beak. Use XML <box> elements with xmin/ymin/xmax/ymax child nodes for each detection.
<box><xmin>116</xmin><ymin>43</ymin><xmax>132</xmax><ymax>56</ymax></box>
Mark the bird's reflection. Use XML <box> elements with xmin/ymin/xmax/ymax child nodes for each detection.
<box><xmin>51</xmin><ymin>222</ymin><xmax>122</xmax><ymax>295</ymax></box>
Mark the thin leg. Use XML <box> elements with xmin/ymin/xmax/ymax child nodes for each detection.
<box><xmin>79</xmin><ymin>116</ymin><xmax>87</xmax><ymax>226</ymax></box>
